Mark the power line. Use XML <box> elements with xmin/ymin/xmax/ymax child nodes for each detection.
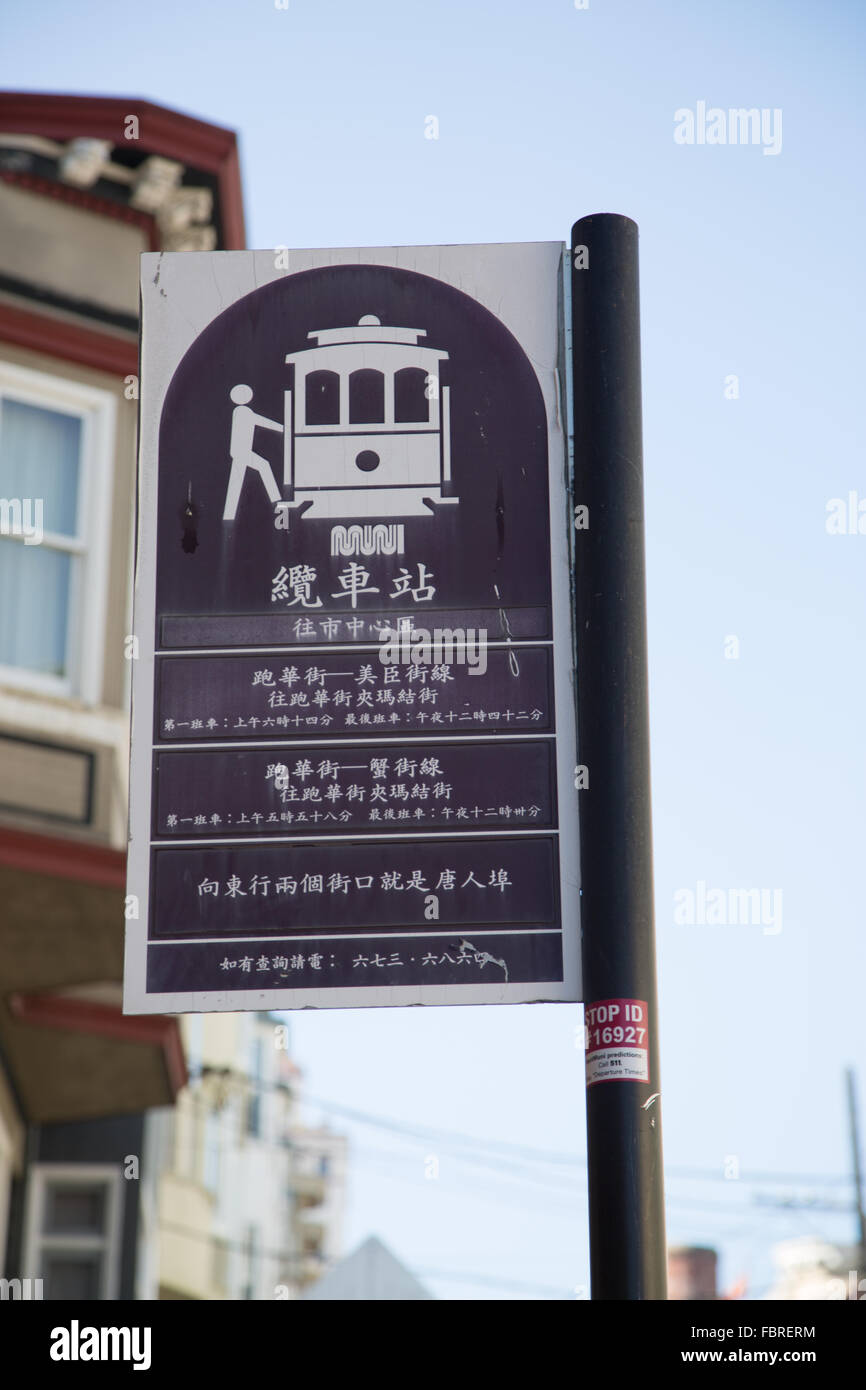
<box><xmin>179</xmin><ymin>1073</ymin><xmax>853</xmax><ymax>1191</ymax></box>
<box><xmin>346</xmin><ymin>1144</ymin><xmax>849</xmax><ymax>1223</ymax></box>
<box><xmin>301</xmin><ymin>1093</ymin><xmax>853</xmax><ymax>1189</ymax></box>
<box><xmin>153</xmin><ymin>1088</ymin><xmax>855</xmax><ymax>1299</ymax></box>
<box><xmin>417</xmin><ymin>1268</ymin><xmax>575</xmax><ymax>1298</ymax></box>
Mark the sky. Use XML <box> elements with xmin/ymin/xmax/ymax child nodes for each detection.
<box><xmin>3</xmin><ymin>0</ymin><xmax>865</xmax><ymax>1300</ymax></box>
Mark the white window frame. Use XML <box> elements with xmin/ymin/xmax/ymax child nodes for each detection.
<box><xmin>22</xmin><ymin>1162</ymin><xmax>123</xmax><ymax>1301</ymax></box>
<box><xmin>0</xmin><ymin>359</ymin><xmax>116</xmax><ymax>704</ymax></box>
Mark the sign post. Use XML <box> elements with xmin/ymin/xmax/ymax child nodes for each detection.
<box><xmin>570</xmin><ymin>214</ymin><xmax>667</xmax><ymax>1298</ymax></box>
<box><xmin>125</xmin><ymin>243</ymin><xmax>580</xmax><ymax>1015</ymax></box>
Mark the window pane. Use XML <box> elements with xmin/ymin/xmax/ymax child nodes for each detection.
<box><xmin>43</xmin><ymin>1252</ymin><xmax>102</xmax><ymax>1300</ymax></box>
<box><xmin>349</xmin><ymin>370</ymin><xmax>384</xmax><ymax>424</ymax></box>
<box><xmin>394</xmin><ymin>368</ymin><xmax>429</xmax><ymax>423</ymax></box>
<box><xmin>44</xmin><ymin>1185</ymin><xmax>106</xmax><ymax>1237</ymax></box>
<box><xmin>0</xmin><ymin>397</ymin><xmax>81</xmax><ymax>537</ymax></box>
<box><xmin>0</xmin><ymin>539</ymin><xmax>71</xmax><ymax>676</ymax></box>
<box><xmin>305</xmin><ymin>371</ymin><xmax>340</xmax><ymax>425</ymax></box>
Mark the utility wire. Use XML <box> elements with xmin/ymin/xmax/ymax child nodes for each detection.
<box><xmin>180</xmin><ymin>1074</ymin><xmax>853</xmax><ymax>1189</ymax></box>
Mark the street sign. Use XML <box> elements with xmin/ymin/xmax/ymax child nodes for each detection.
<box><xmin>124</xmin><ymin>242</ymin><xmax>580</xmax><ymax>1012</ymax></box>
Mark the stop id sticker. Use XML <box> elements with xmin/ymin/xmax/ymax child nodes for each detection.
<box><xmin>585</xmin><ymin>998</ymin><xmax>649</xmax><ymax>1085</ymax></box>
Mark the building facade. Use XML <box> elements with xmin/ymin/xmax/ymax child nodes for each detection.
<box><xmin>149</xmin><ymin>1012</ymin><xmax>347</xmax><ymax>1300</ymax></box>
<box><xmin>0</xmin><ymin>91</ymin><xmax>244</xmax><ymax>1297</ymax></box>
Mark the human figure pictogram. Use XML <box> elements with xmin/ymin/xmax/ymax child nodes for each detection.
<box><xmin>223</xmin><ymin>384</ymin><xmax>283</xmax><ymax>520</ymax></box>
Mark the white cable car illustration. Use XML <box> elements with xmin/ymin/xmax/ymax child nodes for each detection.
<box><xmin>281</xmin><ymin>315</ymin><xmax>457</xmax><ymax>520</ymax></box>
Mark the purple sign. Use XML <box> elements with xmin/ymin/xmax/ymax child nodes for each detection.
<box><xmin>160</xmin><ymin>605</ymin><xmax>550</xmax><ymax>650</ymax></box>
<box><xmin>157</xmin><ymin>647</ymin><xmax>554</xmax><ymax>742</ymax></box>
<box><xmin>155</xmin><ymin>266</ymin><xmax>551</xmax><ymax>629</ymax></box>
<box><xmin>127</xmin><ymin>243</ymin><xmax>578</xmax><ymax>1012</ymax></box>
<box><xmin>146</xmin><ymin>931</ymin><xmax>563</xmax><ymax>994</ymax></box>
<box><xmin>149</xmin><ymin>835</ymin><xmax>559</xmax><ymax>939</ymax></box>
<box><xmin>154</xmin><ymin>740</ymin><xmax>556</xmax><ymax>838</ymax></box>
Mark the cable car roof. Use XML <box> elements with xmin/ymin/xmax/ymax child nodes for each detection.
<box><xmin>305</xmin><ymin>316</ymin><xmax>428</xmax><ymax>347</ymax></box>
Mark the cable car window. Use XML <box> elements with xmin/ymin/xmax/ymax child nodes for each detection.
<box><xmin>306</xmin><ymin>370</ymin><xmax>340</xmax><ymax>425</ymax></box>
<box><xmin>349</xmin><ymin>369</ymin><xmax>384</xmax><ymax>424</ymax></box>
<box><xmin>394</xmin><ymin>367</ymin><xmax>429</xmax><ymax>423</ymax></box>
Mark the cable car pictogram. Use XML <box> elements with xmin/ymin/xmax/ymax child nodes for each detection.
<box><xmin>281</xmin><ymin>315</ymin><xmax>457</xmax><ymax>520</ymax></box>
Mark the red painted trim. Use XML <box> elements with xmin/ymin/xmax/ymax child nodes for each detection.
<box><xmin>218</xmin><ymin>139</ymin><xmax>246</xmax><ymax>250</ymax></box>
<box><xmin>0</xmin><ymin>824</ymin><xmax>126</xmax><ymax>889</ymax></box>
<box><xmin>0</xmin><ymin>168</ymin><xmax>159</xmax><ymax>249</ymax></box>
<box><xmin>0</xmin><ymin>93</ymin><xmax>237</xmax><ymax>166</ymax></box>
<box><xmin>0</xmin><ymin>300</ymin><xmax>138</xmax><ymax>378</ymax></box>
<box><xmin>8</xmin><ymin>993</ymin><xmax>188</xmax><ymax>1096</ymax></box>
<box><xmin>0</xmin><ymin>92</ymin><xmax>246</xmax><ymax>249</ymax></box>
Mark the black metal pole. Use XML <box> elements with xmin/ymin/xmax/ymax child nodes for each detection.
<box><xmin>845</xmin><ymin>1068</ymin><xmax>866</xmax><ymax>1283</ymax></box>
<box><xmin>569</xmin><ymin>213</ymin><xmax>667</xmax><ymax>1299</ymax></box>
